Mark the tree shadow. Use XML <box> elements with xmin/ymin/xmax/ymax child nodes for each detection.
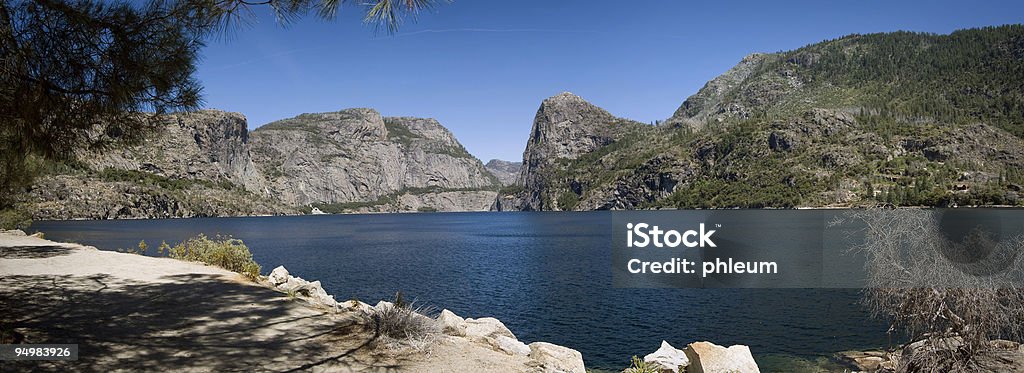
<box><xmin>0</xmin><ymin>245</ymin><xmax>74</xmax><ymax>259</ymax></box>
<box><xmin>0</xmin><ymin>273</ymin><xmax>415</xmax><ymax>372</ymax></box>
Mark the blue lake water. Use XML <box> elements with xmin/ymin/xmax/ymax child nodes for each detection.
<box><xmin>31</xmin><ymin>211</ymin><xmax>891</xmax><ymax>371</ymax></box>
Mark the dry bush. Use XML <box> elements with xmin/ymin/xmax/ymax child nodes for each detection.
<box><xmin>365</xmin><ymin>292</ymin><xmax>440</xmax><ymax>351</ymax></box>
<box><xmin>847</xmin><ymin>208</ymin><xmax>1024</xmax><ymax>372</ymax></box>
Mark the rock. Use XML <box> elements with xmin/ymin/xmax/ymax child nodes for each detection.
<box><xmin>1</xmin><ymin>229</ymin><xmax>26</xmax><ymax>236</ymax></box>
<box><xmin>339</xmin><ymin>299</ymin><xmax>373</xmax><ymax>314</ymax></box>
<box><xmin>484</xmin><ymin>159</ymin><xmax>522</xmax><ymax>185</ymax></box>
<box><xmin>374</xmin><ymin>300</ymin><xmax>394</xmax><ymax>311</ymax></box>
<box><xmin>528</xmin><ymin>342</ymin><xmax>586</xmax><ymax>373</ymax></box>
<box><xmin>249</xmin><ymin>110</ymin><xmax>499</xmax><ymax>211</ymax></box>
<box><xmin>503</xmin><ymin>92</ymin><xmax>645</xmax><ymax>211</ymax></box>
<box><xmin>684</xmin><ymin>341</ymin><xmax>759</xmax><ymax>373</ymax></box>
<box><xmin>275</xmin><ymin>273</ymin><xmax>337</xmax><ymax>308</ymax></box>
<box><xmin>29</xmin><ymin>232</ymin><xmax>44</xmax><ymax>238</ymax></box>
<box><xmin>836</xmin><ymin>350</ymin><xmax>890</xmax><ymax>372</ymax></box>
<box><xmin>268</xmin><ymin>266</ymin><xmax>290</xmax><ymax>286</ymax></box>
<box><xmin>493</xmin><ymin>335</ymin><xmax>530</xmax><ymax>356</ymax></box>
<box><xmin>464</xmin><ymin>317</ymin><xmax>516</xmax><ymax>342</ymax></box>
<box><xmin>437</xmin><ymin>309</ymin><xmax>467</xmax><ymax>337</ymax></box>
<box><xmin>643</xmin><ymin>340</ymin><xmax>688</xmax><ymax>372</ymax></box>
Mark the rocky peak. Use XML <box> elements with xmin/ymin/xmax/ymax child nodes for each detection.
<box><xmin>510</xmin><ymin>93</ymin><xmax>642</xmax><ymax>210</ymax></box>
<box><xmin>484</xmin><ymin>160</ymin><xmax>521</xmax><ymax>185</ymax></box>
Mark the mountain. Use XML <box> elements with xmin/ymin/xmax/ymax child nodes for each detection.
<box><xmin>27</xmin><ymin>111</ymin><xmax>291</xmax><ymax>219</ymax></box>
<box><xmin>249</xmin><ymin>109</ymin><xmax>500</xmax><ymax>213</ymax></box>
<box><xmin>23</xmin><ymin>109</ymin><xmax>501</xmax><ymax>219</ymax></box>
<box><xmin>498</xmin><ymin>25</ymin><xmax>1024</xmax><ymax>210</ymax></box>
<box><xmin>484</xmin><ymin>160</ymin><xmax>521</xmax><ymax>185</ymax></box>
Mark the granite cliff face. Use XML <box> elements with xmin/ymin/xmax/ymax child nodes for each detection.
<box><xmin>25</xmin><ymin>109</ymin><xmax>500</xmax><ymax>218</ymax></box>
<box><xmin>494</xmin><ymin>93</ymin><xmax>645</xmax><ymax>211</ymax></box>
<box><xmin>29</xmin><ymin>111</ymin><xmax>290</xmax><ymax>219</ymax></box>
<box><xmin>248</xmin><ymin>109</ymin><xmax>499</xmax><ymax>212</ymax></box>
<box><xmin>483</xmin><ymin>160</ymin><xmax>521</xmax><ymax>185</ymax></box>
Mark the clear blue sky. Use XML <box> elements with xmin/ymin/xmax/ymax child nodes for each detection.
<box><xmin>195</xmin><ymin>0</ymin><xmax>1023</xmax><ymax>162</ymax></box>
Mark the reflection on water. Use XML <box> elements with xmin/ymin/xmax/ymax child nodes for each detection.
<box><xmin>33</xmin><ymin>211</ymin><xmax>890</xmax><ymax>370</ymax></box>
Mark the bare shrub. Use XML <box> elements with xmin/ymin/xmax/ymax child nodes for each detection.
<box><xmin>847</xmin><ymin>208</ymin><xmax>1024</xmax><ymax>372</ymax></box>
<box><xmin>365</xmin><ymin>292</ymin><xmax>440</xmax><ymax>351</ymax></box>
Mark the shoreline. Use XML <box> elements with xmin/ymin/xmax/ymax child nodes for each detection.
<box><xmin>23</xmin><ymin>205</ymin><xmax>1024</xmax><ymax>225</ymax></box>
<box><xmin>0</xmin><ymin>230</ymin><xmax>588</xmax><ymax>372</ymax></box>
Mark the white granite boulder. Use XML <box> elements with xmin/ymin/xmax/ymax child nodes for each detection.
<box><xmin>528</xmin><ymin>342</ymin><xmax>586</xmax><ymax>373</ymax></box>
<box><xmin>268</xmin><ymin>265</ymin><xmax>289</xmax><ymax>286</ymax></box>
<box><xmin>494</xmin><ymin>335</ymin><xmax>530</xmax><ymax>356</ymax></box>
<box><xmin>437</xmin><ymin>309</ymin><xmax>468</xmax><ymax>337</ymax></box>
<box><xmin>684</xmin><ymin>341</ymin><xmax>759</xmax><ymax>373</ymax></box>
<box><xmin>643</xmin><ymin>340</ymin><xmax>688</xmax><ymax>372</ymax></box>
<box><xmin>464</xmin><ymin>317</ymin><xmax>516</xmax><ymax>342</ymax></box>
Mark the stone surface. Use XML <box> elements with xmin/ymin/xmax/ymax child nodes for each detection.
<box><xmin>643</xmin><ymin>340</ymin><xmax>688</xmax><ymax>372</ymax></box>
<box><xmin>502</xmin><ymin>92</ymin><xmax>645</xmax><ymax>211</ymax></box>
<box><xmin>484</xmin><ymin>159</ymin><xmax>522</xmax><ymax>185</ymax></box>
<box><xmin>464</xmin><ymin>317</ymin><xmax>516</xmax><ymax>342</ymax></box>
<box><xmin>437</xmin><ymin>309</ymin><xmax>467</xmax><ymax>337</ymax></box>
<box><xmin>249</xmin><ymin>110</ymin><xmax>500</xmax><ymax>211</ymax></box>
<box><xmin>493</xmin><ymin>335</ymin><xmax>530</xmax><ymax>356</ymax></box>
<box><xmin>268</xmin><ymin>266</ymin><xmax>289</xmax><ymax>286</ymax></box>
<box><xmin>684</xmin><ymin>341</ymin><xmax>759</xmax><ymax>373</ymax></box>
<box><xmin>527</xmin><ymin>342</ymin><xmax>586</xmax><ymax>373</ymax></box>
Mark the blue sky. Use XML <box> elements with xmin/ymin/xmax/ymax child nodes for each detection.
<box><xmin>195</xmin><ymin>1</ymin><xmax>1023</xmax><ymax>162</ymax></box>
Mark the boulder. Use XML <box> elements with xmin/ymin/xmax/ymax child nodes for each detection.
<box><xmin>465</xmin><ymin>317</ymin><xmax>516</xmax><ymax>342</ymax></box>
<box><xmin>437</xmin><ymin>309</ymin><xmax>467</xmax><ymax>337</ymax></box>
<box><xmin>268</xmin><ymin>266</ymin><xmax>290</xmax><ymax>286</ymax></box>
<box><xmin>375</xmin><ymin>300</ymin><xmax>394</xmax><ymax>311</ymax></box>
<box><xmin>493</xmin><ymin>335</ymin><xmax>530</xmax><ymax>356</ymax></box>
<box><xmin>684</xmin><ymin>342</ymin><xmax>759</xmax><ymax>373</ymax></box>
<box><xmin>643</xmin><ymin>340</ymin><xmax>688</xmax><ymax>372</ymax></box>
<box><xmin>836</xmin><ymin>350</ymin><xmax>889</xmax><ymax>372</ymax></box>
<box><xmin>339</xmin><ymin>299</ymin><xmax>374</xmax><ymax>314</ymax></box>
<box><xmin>528</xmin><ymin>342</ymin><xmax>586</xmax><ymax>373</ymax></box>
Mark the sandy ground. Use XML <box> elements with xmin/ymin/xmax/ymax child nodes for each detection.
<box><xmin>0</xmin><ymin>232</ymin><xmax>535</xmax><ymax>372</ymax></box>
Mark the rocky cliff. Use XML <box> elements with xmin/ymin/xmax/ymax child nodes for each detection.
<box><xmin>483</xmin><ymin>160</ymin><xmax>521</xmax><ymax>185</ymax></box>
<box><xmin>499</xmin><ymin>26</ymin><xmax>1024</xmax><ymax>210</ymax></box>
<box><xmin>249</xmin><ymin>109</ymin><xmax>499</xmax><ymax>212</ymax></box>
<box><xmin>496</xmin><ymin>92</ymin><xmax>645</xmax><ymax>211</ymax></box>
<box><xmin>24</xmin><ymin>109</ymin><xmax>501</xmax><ymax>219</ymax></box>
<box><xmin>28</xmin><ymin>111</ymin><xmax>290</xmax><ymax>219</ymax></box>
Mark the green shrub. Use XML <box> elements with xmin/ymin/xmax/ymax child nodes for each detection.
<box><xmin>624</xmin><ymin>355</ymin><xmax>661</xmax><ymax>373</ymax></box>
<box><xmin>164</xmin><ymin>234</ymin><xmax>261</xmax><ymax>280</ymax></box>
<box><xmin>0</xmin><ymin>208</ymin><xmax>32</xmax><ymax>230</ymax></box>
<box><xmin>416</xmin><ymin>206</ymin><xmax>437</xmax><ymax>212</ymax></box>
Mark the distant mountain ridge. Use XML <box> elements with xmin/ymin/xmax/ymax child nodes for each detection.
<box><xmin>496</xmin><ymin>25</ymin><xmax>1024</xmax><ymax>211</ymax></box>
<box><xmin>24</xmin><ymin>109</ymin><xmax>502</xmax><ymax>219</ymax></box>
<box><xmin>21</xmin><ymin>25</ymin><xmax>1024</xmax><ymax>218</ymax></box>
<box><xmin>484</xmin><ymin>160</ymin><xmax>521</xmax><ymax>185</ymax></box>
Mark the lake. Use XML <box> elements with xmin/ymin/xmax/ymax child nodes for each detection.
<box><xmin>31</xmin><ymin>211</ymin><xmax>890</xmax><ymax>371</ymax></box>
